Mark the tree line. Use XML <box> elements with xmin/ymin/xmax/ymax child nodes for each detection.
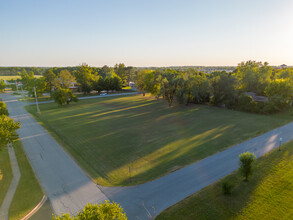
<box><xmin>135</xmin><ymin>61</ymin><xmax>293</xmax><ymax>114</ymax></box>
<box><xmin>18</xmin><ymin>63</ymin><xmax>136</xmax><ymax>105</ymax></box>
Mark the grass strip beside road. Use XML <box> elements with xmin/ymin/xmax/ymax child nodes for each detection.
<box><xmin>156</xmin><ymin>140</ymin><xmax>293</xmax><ymax>220</ymax></box>
<box><xmin>26</xmin><ymin>94</ymin><xmax>293</xmax><ymax>186</ymax></box>
<box><xmin>0</xmin><ymin>148</ymin><xmax>12</xmax><ymax>208</ymax></box>
<box><xmin>8</xmin><ymin>141</ymin><xmax>44</xmax><ymax>220</ymax></box>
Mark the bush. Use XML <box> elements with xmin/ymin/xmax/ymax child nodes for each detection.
<box><xmin>52</xmin><ymin>89</ymin><xmax>78</xmax><ymax>106</ymax></box>
<box><xmin>222</xmin><ymin>181</ymin><xmax>234</xmax><ymax>195</ymax></box>
<box><xmin>53</xmin><ymin>201</ymin><xmax>127</xmax><ymax>220</ymax></box>
<box><xmin>237</xmin><ymin>94</ymin><xmax>255</xmax><ymax>112</ymax></box>
<box><xmin>0</xmin><ymin>101</ymin><xmax>9</xmax><ymax>116</ymax></box>
<box><xmin>0</xmin><ymin>80</ymin><xmax>6</xmax><ymax>92</ymax></box>
<box><xmin>239</xmin><ymin>152</ymin><xmax>256</xmax><ymax>181</ymax></box>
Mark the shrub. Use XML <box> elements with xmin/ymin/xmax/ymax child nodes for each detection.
<box><xmin>0</xmin><ymin>102</ymin><xmax>9</xmax><ymax>116</ymax></box>
<box><xmin>53</xmin><ymin>201</ymin><xmax>127</xmax><ymax>220</ymax></box>
<box><xmin>239</xmin><ymin>152</ymin><xmax>256</xmax><ymax>181</ymax></box>
<box><xmin>237</xmin><ymin>94</ymin><xmax>254</xmax><ymax>112</ymax></box>
<box><xmin>222</xmin><ymin>181</ymin><xmax>234</xmax><ymax>195</ymax></box>
<box><xmin>52</xmin><ymin>89</ymin><xmax>78</xmax><ymax>106</ymax></box>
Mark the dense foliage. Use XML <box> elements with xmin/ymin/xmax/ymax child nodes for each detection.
<box><xmin>134</xmin><ymin>61</ymin><xmax>293</xmax><ymax>114</ymax></box>
<box><xmin>0</xmin><ymin>80</ymin><xmax>6</xmax><ymax>92</ymax></box>
<box><xmin>52</xmin><ymin>201</ymin><xmax>127</xmax><ymax>220</ymax></box>
<box><xmin>0</xmin><ymin>115</ymin><xmax>21</xmax><ymax>150</ymax></box>
<box><xmin>0</xmin><ymin>102</ymin><xmax>9</xmax><ymax>116</ymax></box>
<box><xmin>52</xmin><ymin>89</ymin><xmax>78</xmax><ymax>106</ymax></box>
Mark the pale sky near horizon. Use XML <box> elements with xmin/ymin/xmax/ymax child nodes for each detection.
<box><xmin>1</xmin><ymin>0</ymin><xmax>293</xmax><ymax>67</ymax></box>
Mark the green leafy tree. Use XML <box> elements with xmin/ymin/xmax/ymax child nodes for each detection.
<box><xmin>74</xmin><ymin>64</ymin><xmax>94</xmax><ymax>94</ymax></box>
<box><xmin>239</xmin><ymin>152</ymin><xmax>256</xmax><ymax>181</ymax></box>
<box><xmin>0</xmin><ymin>102</ymin><xmax>9</xmax><ymax>116</ymax></box>
<box><xmin>99</xmin><ymin>65</ymin><xmax>111</xmax><ymax>78</ymax></box>
<box><xmin>160</xmin><ymin>70</ymin><xmax>181</xmax><ymax>107</ymax></box>
<box><xmin>0</xmin><ymin>80</ymin><xmax>6</xmax><ymax>92</ymax></box>
<box><xmin>210</xmin><ymin>72</ymin><xmax>238</xmax><ymax>108</ymax></box>
<box><xmin>44</xmin><ymin>69</ymin><xmax>57</xmax><ymax>94</ymax></box>
<box><xmin>93</xmin><ymin>77</ymin><xmax>104</xmax><ymax>93</ymax></box>
<box><xmin>144</xmin><ymin>70</ymin><xmax>161</xmax><ymax>98</ymax></box>
<box><xmin>52</xmin><ymin>89</ymin><xmax>78</xmax><ymax>106</ymax></box>
<box><xmin>0</xmin><ymin>115</ymin><xmax>21</xmax><ymax>150</ymax></box>
<box><xmin>56</xmin><ymin>70</ymin><xmax>76</xmax><ymax>89</ymax></box>
<box><xmin>135</xmin><ymin>69</ymin><xmax>151</xmax><ymax>95</ymax></box>
<box><xmin>110</xmin><ymin>74</ymin><xmax>123</xmax><ymax>91</ymax></box>
<box><xmin>265</xmin><ymin>79</ymin><xmax>293</xmax><ymax>101</ymax></box>
<box><xmin>53</xmin><ymin>201</ymin><xmax>127</xmax><ymax>220</ymax></box>
<box><xmin>177</xmin><ymin>72</ymin><xmax>210</xmax><ymax>105</ymax></box>
<box><xmin>114</xmin><ymin>63</ymin><xmax>127</xmax><ymax>85</ymax></box>
<box><xmin>235</xmin><ymin>61</ymin><xmax>273</xmax><ymax>95</ymax></box>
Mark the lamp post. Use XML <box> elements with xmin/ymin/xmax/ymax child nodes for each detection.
<box><xmin>34</xmin><ymin>86</ymin><xmax>40</xmax><ymax>113</ymax></box>
<box><xmin>279</xmin><ymin>137</ymin><xmax>283</xmax><ymax>151</ymax></box>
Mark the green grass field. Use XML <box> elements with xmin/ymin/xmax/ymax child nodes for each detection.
<box><xmin>0</xmin><ymin>75</ymin><xmax>42</xmax><ymax>81</ymax></box>
<box><xmin>156</xmin><ymin>140</ymin><xmax>293</xmax><ymax>220</ymax></box>
<box><xmin>26</xmin><ymin>94</ymin><xmax>293</xmax><ymax>186</ymax></box>
<box><xmin>0</xmin><ymin>141</ymin><xmax>43</xmax><ymax>220</ymax></box>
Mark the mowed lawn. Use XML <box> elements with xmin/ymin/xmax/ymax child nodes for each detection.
<box><xmin>157</xmin><ymin>140</ymin><xmax>293</xmax><ymax>220</ymax></box>
<box><xmin>0</xmin><ymin>141</ymin><xmax>43</xmax><ymax>220</ymax></box>
<box><xmin>0</xmin><ymin>75</ymin><xmax>42</xmax><ymax>81</ymax></box>
<box><xmin>26</xmin><ymin>94</ymin><xmax>293</xmax><ymax>186</ymax></box>
<box><xmin>0</xmin><ymin>148</ymin><xmax>12</xmax><ymax>208</ymax></box>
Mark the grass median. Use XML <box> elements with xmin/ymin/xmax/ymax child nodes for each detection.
<box><xmin>9</xmin><ymin>141</ymin><xmax>43</xmax><ymax>220</ymax></box>
<box><xmin>26</xmin><ymin>94</ymin><xmax>293</xmax><ymax>186</ymax></box>
<box><xmin>156</xmin><ymin>140</ymin><xmax>293</xmax><ymax>220</ymax></box>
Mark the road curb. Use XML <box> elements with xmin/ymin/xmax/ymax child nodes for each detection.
<box><xmin>21</xmin><ymin>195</ymin><xmax>47</xmax><ymax>220</ymax></box>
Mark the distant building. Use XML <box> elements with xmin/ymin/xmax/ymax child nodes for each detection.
<box><xmin>280</xmin><ymin>64</ymin><xmax>287</xmax><ymax>69</ymax></box>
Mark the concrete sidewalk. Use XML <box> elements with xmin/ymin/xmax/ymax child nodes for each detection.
<box><xmin>0</xmin><ymin>146</ymin><xmax>21</xmax><ymax>220</ymax></box>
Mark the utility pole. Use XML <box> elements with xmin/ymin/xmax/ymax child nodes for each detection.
<box><xmin>34</xmin><ymin>86</ymin><xmax>40</xmax><ymax>113</ymax></box>
<box><xmin>21</xmin><ymin>84</ymin><xmax>24</xmax><ymax>100</ymax></box>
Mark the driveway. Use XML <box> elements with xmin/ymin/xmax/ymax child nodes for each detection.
<box><xmin>1</xmin><ymin>92</ymin><xmax>293</xmax><ymax>219</ymax></box>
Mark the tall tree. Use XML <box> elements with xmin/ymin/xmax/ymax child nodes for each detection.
<box><xmin>114</xmin><ymin>63</ymin><xmax>127</xmax><ymax>85</ymax></box>
<box><xmin>74</xmin><ymin>63</ymin><xmax>94</xmax><ymax>94</ymax></box>
<box><xmin>56</xmin><ymin>70</ymin><xmax>76</xmax><ymax>89</ymax></box>
<box><xmin>43</xmin><ymin>69</ymin><xmax>57</xmax><ymax>94</ymax></box>
<box><xmin>210</xmin><ymin>72</ymin><xmax>238</xmax><ymax>107</ymax></box>
<box><xmin>0</xmin><ymin>115</ymin><xmax>21</xmax><ymax>150</ymax></box>
<box><xmin>235</xmin><ymin>61</ymin><xmax>273</xmax><ymax>95</ymax></box>
<box><xmin>160</xmin><ymin>70</ymin><xmax>181</xmax><ymax>107</ymax></box>
<box><xmin>0</xmin><ymin>80</ymin><xmax>6</xmax><ymax>92</ymax></box>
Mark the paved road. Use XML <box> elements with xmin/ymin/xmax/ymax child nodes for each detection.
<box><xmin>0</xmin><ymin>93</ymin><xmax>109</xmax><ymax>216</ymax></box>
<box><xmin>25</xmin><ymin>92</ymin><xmax>138</xmax><ymax>105</ymax></box>
<box><xmin>2</xmin><ymin>92</ymin><xmax>293</xmax><ymax>219</ymax></box>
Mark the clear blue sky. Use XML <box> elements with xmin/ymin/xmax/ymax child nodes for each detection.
<box><xmin>1</xmin><ymin>0</ymin><xmax>292</xmax><ymax>67</ymax></box>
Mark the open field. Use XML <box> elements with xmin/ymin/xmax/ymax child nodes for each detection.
<box><xmin>0</xmin><ymin>75</ymin><xmax>42</xmax><ymax>81</ymax></box>
<box><xmin>26</xmin><ymin>94</ymin><xmax>293</xmax><ymax>186</ymax></box>
<box><xmin>157</xmin><ymin>140</ymin><xmax>293</xmax><ymax>220</ymax></box>
<box><xmin>0</xmin><ymin>141</ymin><xmax>43</xmax><ymax>220</ymax></box>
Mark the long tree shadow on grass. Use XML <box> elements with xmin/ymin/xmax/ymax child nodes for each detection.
<box><xmin>26</xmin><ymin>95</ymin><xmax>293</xmax><ymax>186</ymax></box>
